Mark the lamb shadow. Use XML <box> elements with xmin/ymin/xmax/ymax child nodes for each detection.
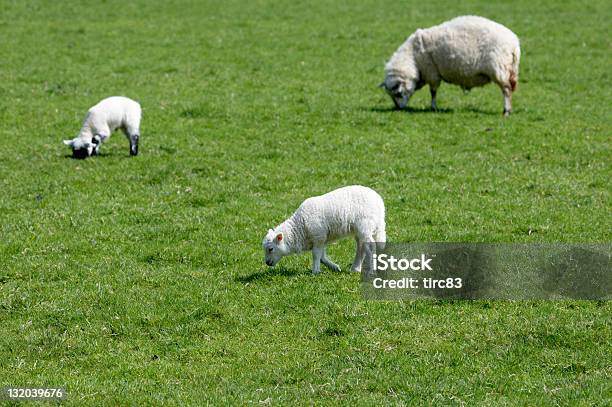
<box><xmin>235</xmin><ymin>266</ymin><xmax>305</xmax><ymax>283</ymax></box>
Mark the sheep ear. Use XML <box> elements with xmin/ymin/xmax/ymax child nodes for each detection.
<box><xmin>63</xmin><ymin>139</ymin><xmax>74</xmax><ymax>146</ymax></box>
<box><xmin>275</xmin><ymin>233</ymin><xmax>283</xmax><ymax>242</ymax></box>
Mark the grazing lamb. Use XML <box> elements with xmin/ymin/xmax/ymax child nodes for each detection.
<box><xmin>262</xmin><ymin>185</ymin><xmax>386</xmax><ymax>275</ymax></box>
<box><xmin>63</xmin><ymin>96</ymin><xmax>141</xmax><ymax>158</ymax></box>
<box><xmin>382</xmin><ymin>15</ymin><xmax>520</xmax><ymax>115</ymax></box>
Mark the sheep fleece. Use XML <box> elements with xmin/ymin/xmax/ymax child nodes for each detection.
<box><xmin>284</xmin><ymin>185</ymin><xmax>386</xmax><ymax>250</ymax></box>
<box><xmin>412</xmin><ymin>16</ymin><xmax>520</xmax><ymax>90</ymax></box>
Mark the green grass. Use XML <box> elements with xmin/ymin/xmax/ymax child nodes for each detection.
<box><xmin>0</xmin><ymin>0</ymin><xmax>610</xmax><ymax>405</ymax></box>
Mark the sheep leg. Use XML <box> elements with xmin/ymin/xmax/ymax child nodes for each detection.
<box><xmin>361</xmin><ymin>238</ymin><xmax>376</xmax><ymax>276</ymax></box>
<box><xmin>321</xmin><ymin>248</ymin><xmax>341</xmax><ymax>272</ymax></box>
<box><xmin>502</xmin><ymin>86</ymin><xmax>512</xmax><ymax>116</ymax></box>
<box><xmin>351</xmin><ymin>239</ymin><xmax>366</xmax><ymax>272</ymax></box>
<box><xmin>91</xmin><ymin>136</ymin><xmax>101</xmax><ymax>156</ymax></box>
<box><xmin>430</xmin><ymin>86</ymin><xmax>438</xmax><ymax>111</ymax></box>
<box><xmin>129</xmin><ymin>133</ymin><xmax>139</xmax><ymax>156</ymax></box>
<box><xmin>92</xmin><ymin>133</ymin><xmax>108</xmax><ymax>155</ymax></box>
<box><xmin>312</xmin><ymin>246</ymin><xmax>324</xmax><ymax>274</ymax></box>
<box><xmin>123</xmin><ymin>125</ymin><xmax>140</xmax><ymax>156</ymax></box>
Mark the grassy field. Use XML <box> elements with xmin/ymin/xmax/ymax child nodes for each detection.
<box><xmin>0</xmin><ymin>0</ymin><xmax>610</xmax><ymax>404</ymax></box>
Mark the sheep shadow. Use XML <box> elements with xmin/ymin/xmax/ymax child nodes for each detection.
<box><xmin>235</xmin><ymin>266</ymin><xmax>305</xmax><ymax>283</ymax></box>
<box><xmin>368</xmin><ymin>106</ymin><xmax>453</xmax><ymax>114</ymax></box>
<box><xmin>64</xmin><ymin>154</ymin><xmax>86</xmax><ymax>160</ymax></box>
<box><xmin>63</xmin><ymin>153</ymin><xmax>137</xmax><ymax>160</ymax></box>
<box><xmin>367</xmin><ymin>105</ymin><xmax>499</xmax><ymax>115</ymax></box>
<box><xmin>64</xmin><ymin>153</ymin><xmax>89</xmax><ymax>160</ymax></box>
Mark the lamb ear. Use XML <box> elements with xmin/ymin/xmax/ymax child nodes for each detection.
<box><xmin>63</xmin><ymin>139</ymin><xmax>74</xmax><ymax>146</ymax></box>
<box><xmin>275</xmin><ymin>233</ymin><xmax>283</xmax><ymax>242</ymax></box>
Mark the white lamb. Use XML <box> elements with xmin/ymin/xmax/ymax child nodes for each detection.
<box><xmin>262</xmin><ymin>185</ymin><xmax>386</xmax><ymax>274</ymax></box>
<box><xmin>63</xmin><ymin>96</ymin><xmax>141</xmax><ymax>158</ymax></box>
<box><xmin>382</xmin><ymin>15</ymin><xmax>520</xmax><ymax>115</ymax></box>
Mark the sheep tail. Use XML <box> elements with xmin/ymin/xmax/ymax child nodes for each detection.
<box><xmin>509</xmin><ymin>46</ymin><xmax>520</xmax><ymax>92</ymax></box>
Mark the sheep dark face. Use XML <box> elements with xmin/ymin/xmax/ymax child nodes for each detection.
<box><xmin>63</xmin><ymin>138</ymin><xmax>94</xmax><ymax>159</ymax></box>
<box><xmin>262</xmin><ymin>229</ymin><xmax>287</xmax><ymax>267</ymax></box>
<box><xmin>383</xmin><ymin>80</ymin><xmax>410</xmax><ymax>110</ymax></box>
<box><xmin>71</xmin><ymin>147</ymin><xmax>92</xmax><ymax>159</ymax></box>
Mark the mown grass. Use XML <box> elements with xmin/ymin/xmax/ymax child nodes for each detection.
<box><xmin>0</xmin><ymin>0</ymin><xmax>610</xmax><ymax>405</ymax></box>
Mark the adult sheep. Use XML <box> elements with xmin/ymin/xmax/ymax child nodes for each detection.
<box><xmin>63</xmin><ymin>96</ymin><xmax>141</xmax><ymax>158</ymax></box>
<box><xmin>262</xmin><ymin>185</ymin><xmax>386</xmax><ymax>275</ymax></box>
<box><xmin>382</xmin><ymin>15</ymin><xmax>520</xmax><ymax>115</ymax></box>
